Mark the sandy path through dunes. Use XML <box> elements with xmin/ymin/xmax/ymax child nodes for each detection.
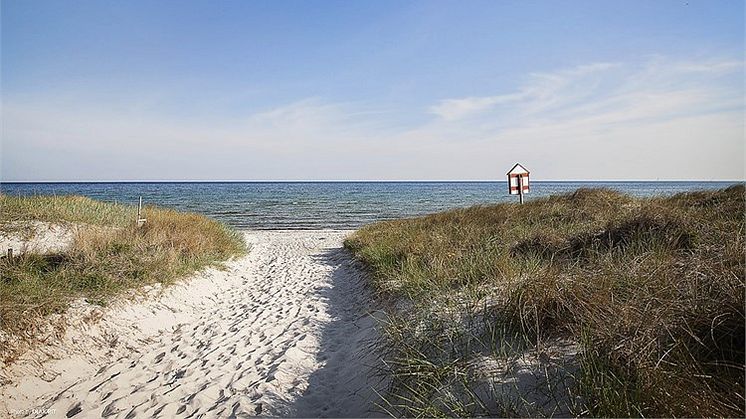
<box><xmin>1</xmin><ymin>230</ymin><xmax>384</xmax><ymax>418</ymax></box>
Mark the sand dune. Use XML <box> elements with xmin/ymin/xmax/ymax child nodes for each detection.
<box><xmin>1</xmin><ymin>230</ymin><xmax>385</xmax><ymax>418</ymax></box>
<box><xmin>0</xmin><ymin>221</ymin><xmax>76</xmax><ymax>256</ymax></box>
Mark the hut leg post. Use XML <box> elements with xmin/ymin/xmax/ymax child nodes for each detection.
<box><xmin>518</xmin><ymin>176</ymin><xmax>524</xmax><ymax>205</ymax></box>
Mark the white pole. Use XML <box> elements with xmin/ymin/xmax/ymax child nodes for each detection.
<box><xmin>138</xmin><ymin>196</ymin><xmax>142</xmax><ymax>220</ymax></box>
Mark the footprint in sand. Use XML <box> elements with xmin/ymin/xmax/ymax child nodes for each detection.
<box><xmin>1</xmin><ymin>231</ymin><xmax>383</xmax><ymax>418</ymax></box>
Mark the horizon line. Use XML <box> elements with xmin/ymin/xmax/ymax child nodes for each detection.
<box><xmin>1</xmin><ymin>179</ymin><xmax>743</xmax><ymax>184</ymax></box>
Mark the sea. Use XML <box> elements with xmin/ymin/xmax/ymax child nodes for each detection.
<box><xmin>0</xmin><ymin>182</ymin><xmax>739</xmax><ymax>230</ymax></box>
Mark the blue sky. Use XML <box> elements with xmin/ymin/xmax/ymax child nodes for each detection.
<box><xmin>2</xmin><ymin>0</ymin><xmax>743</xmax><ymax>181</ymax></box>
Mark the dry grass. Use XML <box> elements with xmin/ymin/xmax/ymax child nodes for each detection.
<box><xmin>346</xmin><ymin>185</ymin><xmax>745</xmax><ymax>417</ymax></box>
<box><xmin>1</xmin><ymin>194</ymin><xmax>137</xmax><ymax>228</ymax></box>
<box><xmin>0</xmin><ymin>195</ymin><xmax>246</xmax><ymax>362</ymax></box>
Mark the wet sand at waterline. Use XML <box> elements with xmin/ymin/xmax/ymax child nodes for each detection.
<box><xmin>1</xmin><ymin>230</ymin><xmax>384</xmax><ymax>418</ymax></box>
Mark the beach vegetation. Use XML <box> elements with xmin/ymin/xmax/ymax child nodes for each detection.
<box><xmin>0</xmin><ymin>194</ymin><xmax>246</xmax><ymax>362</ymax></box>
<box><xmin>345</xmin><ymin>185</ymin><xmax>745</xmax><ymax>417</ymax></box>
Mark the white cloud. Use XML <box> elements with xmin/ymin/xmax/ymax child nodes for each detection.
<box><xmin>1</xmin><ymin>56</ymin><xmax>743</xmax><ymax>180</ymax></box>
<box><xmin>405</xmin><ymin>56</ymin><xmax>743</xmax><ymax>179</ymax></box>
<box><xmin>429</xmin><ymin>92</ymin><xmax>526</xmax><ymax>121</ymax></box>
<box><xmin>429</xmin><ymin>62</ymin><xmax>621</xmax><ymax>121</ymax></box>
<box><xmin>429</xmin><ymin>58</ymin><xmax>743</xmax><ymax>124</ymax></box>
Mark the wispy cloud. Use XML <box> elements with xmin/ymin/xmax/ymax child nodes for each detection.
<box><xmin>2</xmin><ymin>56</ymin><xmax>743</xmax><ymax>180</ymax></box>
<box><xmin>409</xmin><ymin>56</ymin><xmax>743</xmax><ymax>179</ymax></box>
<box><xmin>427</xmin><ymin>58</ymin><xmax>742</xmax><ymax>126</ymax></box>
<box><xmin>429</xmin><ymin>63</ymin><xmax>621</xmax><ymax>121</ymax></box>
<box><xmin>429</xmin><ymin>92</ymin><xmax>526</xmax><ymax>121</ymax></box>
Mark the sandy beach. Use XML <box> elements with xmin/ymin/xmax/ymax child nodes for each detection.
<box><xmin>1</xmin><ymin>230</ymin><xmax>384</xmax><ymax>418</ymax></box>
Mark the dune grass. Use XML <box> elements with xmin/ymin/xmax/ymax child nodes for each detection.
<box><xmin>345</xmin><ymin>185</ymin><xmax>745</xmax><ymax>417</ymax></box>
<box><xmin>0</xmin><ymin>194</ymin><xmax>246</xmax><ymax>362</ymax></box>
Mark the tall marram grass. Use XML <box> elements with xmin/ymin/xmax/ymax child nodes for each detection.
<box><xmin>346</xmin><ymin>185</ymin><xmax>745</xmax><ymax>417</ymax></box>
<box><xmin>0</xmin><ymin>195</ymin><xmax>246</xmax><ymax>362</ymax></box>
<box><xmin>0</xmin><ymin>194</ymin><xmax>147</xmax><ymax>230</ymax></box>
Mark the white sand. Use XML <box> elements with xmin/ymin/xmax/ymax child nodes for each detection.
<box><xmin>0</xmin><ymin>222</ymin><xmax>76</xmax><ymax>256</ymax></box>
<box><xmin>1</xmin><ymin>230</ymin><xmax>385</xmax><ymax>418</ymax></box>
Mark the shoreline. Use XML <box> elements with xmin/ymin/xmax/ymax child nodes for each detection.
<box><xmin>3</xmin><ymin>182</ymin><xmax>740</xmax><ymax>232</ymax></box>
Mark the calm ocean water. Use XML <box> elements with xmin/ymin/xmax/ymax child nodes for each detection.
<box><xmin>0</xmin><ymin>182</ymin><xmax>738</xmax><ymax>229</ymax></box>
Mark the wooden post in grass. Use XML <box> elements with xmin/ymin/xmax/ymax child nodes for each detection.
<box><xmin>518</xmin><ymin>176</ymin><xmax>524</xmax><ymax>205</ymax></box>
<box><xmin>136</xmin><ymin>196</ymin><xmax>147</xmax><ymax>227</ymax></box>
